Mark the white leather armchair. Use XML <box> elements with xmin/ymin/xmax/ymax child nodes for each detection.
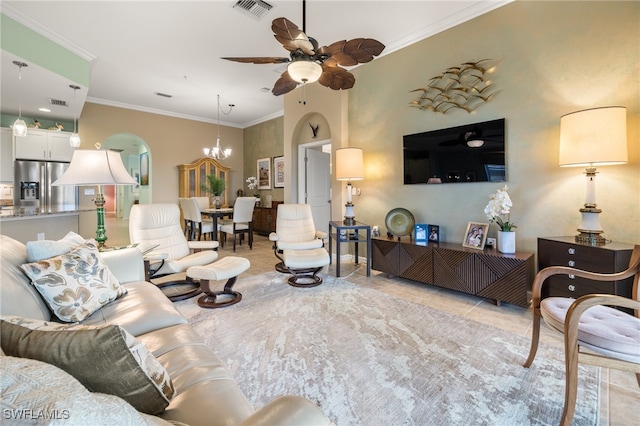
<box><xmin>269</xmin><ymin>204</ymin><xmax>327</xmax><ymax>273</ymax></box>
<box><xmin>129</xmin><ymin>203</ymin><xmax>219</xmax><ymax>299</ymax></box>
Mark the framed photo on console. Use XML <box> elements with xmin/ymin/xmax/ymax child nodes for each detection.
<box><xmin>462</xmin><ymin>222</ymin><xmax>488</xmax><ymax>250</ymax></box>
<box><xmin>414</xmin><ymin>224</ymin><xmax>428</xmax><ymax>242</ymax></box>
<box><xmin>428</xmin><ymin>225</ymin><xmax>440</xmax><ymax>243</ymax></box>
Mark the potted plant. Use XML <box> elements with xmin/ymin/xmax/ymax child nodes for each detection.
<box><xmin>202</xmin><ymin>175</ymin><xmax>225</xmax><ymax>209</ymax></box>
<box><xmin>484</xmin><ymin>185</ymin><xmax>517</xmax><ymax>253</ymax></box>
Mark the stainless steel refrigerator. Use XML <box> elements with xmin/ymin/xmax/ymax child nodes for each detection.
<box><xmin>14</xmin><ymin>160</ymin><xmax>78</xmax><ymax>211</ymax></box>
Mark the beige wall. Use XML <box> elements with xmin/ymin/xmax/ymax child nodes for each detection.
<box><xmin>282</xmin><ymin>1</ymin><xmax>639</xmax><ymax>253</ymax></box>
<box><xmin>284</xmin><ymin>84</ymin><xmax>349</xmax><ymax>220</ymax></box>
<box><xmin>78</xmin><ymin>102</ymin><xmax>244</xmax><ymax>204</ymax></box>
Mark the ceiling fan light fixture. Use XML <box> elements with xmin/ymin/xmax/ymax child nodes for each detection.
<box><xmin>288</xmin><ymin>60</ymin><xmax>322</xmax><ymax>84</ymax></box>
<box><xmin>466</xmin><ymin>139</ymin><xmax>484</xmax><ymax>148</ymax></box>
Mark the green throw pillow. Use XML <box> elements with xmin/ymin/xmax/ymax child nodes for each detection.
<box><xmin>0</xmin><ymin>316</ymin><xmax>175</xmax><ymax>415</ymax></box>
<box><xmin>20</xmin><ymin>239</ymin><xmax>127</xmax><ymax>322</ymax></box>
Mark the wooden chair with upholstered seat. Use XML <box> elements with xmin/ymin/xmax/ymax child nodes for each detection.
<box><xmin>523</xmin><ymin>244</ymin><xmax>640</xmax><ymax>425</ymax></box>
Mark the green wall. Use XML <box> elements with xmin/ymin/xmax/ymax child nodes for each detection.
<box><xmin>243</xmin><ymin>116</ymin><xmax>284</xmax><ymax>202</ymax></box>
<box><xmin>1</xmin><ymin>14</ymin><xmax>90</xmax><ymax>87</ymax></box>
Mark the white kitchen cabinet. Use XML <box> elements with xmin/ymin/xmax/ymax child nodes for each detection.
<box><xmin>14</xmin><ymin>129</ymin><xmax>75</xmax><ymax>162</ymax></box>
<box><xmin>1</xmin><ymin>128</ymin><xmax>14</xmax><ymax>182</ymax></box>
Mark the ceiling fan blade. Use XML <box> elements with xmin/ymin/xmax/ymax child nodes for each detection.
<box><xmin>271</xmin><ymin>17</ymin><xmax>314</xmax><ymax>55</ymax></box>
<box><xmin>272</xmin><ymin>71</ymin><xmax>298</xmax><ymax>96</ymax></box>
<box><xmin>322</xmin><ymin>38</ymin><xmax>385</xmax><ymax>67</ymax></box>
<box><xmin>221</xmin><ymin>57</ymin><xmax>290</xmax><ymax>64</ymax></box>
<box><xmin>318</xmin><ymin>65</ymin><xmax>355</xmax><ymax>91</ymax></box>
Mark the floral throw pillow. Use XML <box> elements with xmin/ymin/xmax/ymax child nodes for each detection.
<box><xmin>1</xmin><ymin>316</ymin><xmax>175</xmax><ymax>415</ymax></box>
<box><xmin>20</xmin><ymin>239</ymin><xmax>127</xmax><ymax>322</ymax></box>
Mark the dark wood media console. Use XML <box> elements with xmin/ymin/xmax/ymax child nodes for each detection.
<box><xmin>372</xmin><ymin>238</ymin><xmax>534</xmax><ymax>307</ymax></box>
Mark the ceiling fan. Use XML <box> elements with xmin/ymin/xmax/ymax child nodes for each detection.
<box><xmin>222</xmin><ymin>0</ymin><xmax>385</xmax><ymax>96</ymax></box>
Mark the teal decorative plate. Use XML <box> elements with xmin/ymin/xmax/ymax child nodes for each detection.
<box><xmin>385</xmin><ymin>208</ymin><xmax>415</xmax><ymax>237</ymax></box>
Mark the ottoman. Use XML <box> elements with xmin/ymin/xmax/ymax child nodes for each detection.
<box><xmin>283</xmin><ymin>248</ymin><xmax>330</xmax><ymax>287</ymax></box>
<box><xmin>187</xmin><ymin>256</ymin><xmax>250</xmax><ymax>308</ymax></box>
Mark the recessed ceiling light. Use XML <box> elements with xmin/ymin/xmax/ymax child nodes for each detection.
<box><xmin>38</xmin><ymin>107</ymin><xmax>51</xmax><ymax>112</ymax></box>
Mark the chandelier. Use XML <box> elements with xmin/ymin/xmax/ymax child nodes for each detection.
<box><xmin>203</xmin><ymin>94</ymin><xmax>234</xmax><ymax>160</ymax></box>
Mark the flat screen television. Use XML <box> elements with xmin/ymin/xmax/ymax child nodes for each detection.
<box><xmin>403</xmin><ymin>118</ymin><xmax>505</xmax><ymax>184</ymax></box>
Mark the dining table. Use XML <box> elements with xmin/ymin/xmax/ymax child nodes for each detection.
<box><xmin>202</xmin><ymin>207</ymin><xmax>234</xmax><ymax>241</ymax></box>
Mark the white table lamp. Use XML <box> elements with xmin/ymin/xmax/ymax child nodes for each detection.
<box><xmin>559</xmin><ymin>106</ymin><xmax>628</xmax><ymax>246</ymax></box>
<box><xmin>53</xmin><ymin>148</ymin><xmax>137</xmax><ymax>249</ymax></box>
<box><xmin>336</xmin><ymin>147</ymin><xmax>364</xmax><ymax>225</ymax></box>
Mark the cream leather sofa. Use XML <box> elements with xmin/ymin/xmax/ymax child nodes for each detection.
<box><xmin>0</xmin><ymin>235</ymin><xmax>331</xmax><ymax>425</ymax></box>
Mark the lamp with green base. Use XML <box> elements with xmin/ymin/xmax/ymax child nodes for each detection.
<box><xmin>52</xmin><ymin>147</ymin><xmax>137</xmax><ymax>249</ymax></box>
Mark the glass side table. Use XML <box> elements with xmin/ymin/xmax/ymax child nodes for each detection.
<box><xmin>328</xmin><ymin>221</ymin><xmax>371</xmax><ymax>277</ymax></box>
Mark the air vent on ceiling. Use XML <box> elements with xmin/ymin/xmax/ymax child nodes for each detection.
<box><xmin>232</xmin><ymin>0</ymin><xmax>273</xmax><ymax>20</ymax></box>
<box><xmin>48</xmin><ymin>98</ymin><xmax>68</xmax><ymax>107</ymax></box>
<box><xmin>154</xmin><ymin>92</ymin><xmax>173</xmax><ymax>98</ymax></box>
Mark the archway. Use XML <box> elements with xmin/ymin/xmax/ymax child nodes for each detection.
<box><xmin>102</xmin><ymin>133</ymin><xmax>151</xmax><ymax>219</ymax></box>
<box><xmin>290</xmin><ymin>112</ymin><xmax>332</xmax><ymax>233</ymax></box>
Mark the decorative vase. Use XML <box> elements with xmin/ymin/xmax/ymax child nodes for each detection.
<box><xmin>497</xmin><ymin>230</ymin><xmax>516</xmax><ymax>254</ymax></box>
<box><xmin>214</xmin><ymin>196</ymin><xmax>221</xmax><ymax>209</ymax></box>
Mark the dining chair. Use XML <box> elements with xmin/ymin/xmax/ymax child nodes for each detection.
<box><xmin>178</xmin><ymin>197</ymin><xmax>194</xmax><ymax>239</ymax></box>
<box><xmin>193</xmin><ymin>196</ymin><xmax>210</xmax><ymax>211</ymax></box>
<box><xmin>219</xmin><ymin>197</ymin><xmax>256</xmax><ymax>252</ymax></box>
<box><xmin>523</xmin><ymin>244</ymin><xmax>640</xmax><ymax>425</ymax></box>
<box><xmin>189</xmin><ymin>198</ymin><xmax>215</xmax><ymax>240</ymax></box>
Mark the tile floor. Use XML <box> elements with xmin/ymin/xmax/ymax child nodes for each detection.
<box><xmin>106</xmin><ymin>214</ymin><xmax>638</xmax><ymax>425</ymax></box>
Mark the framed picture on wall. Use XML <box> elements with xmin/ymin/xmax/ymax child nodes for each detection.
<box><xmin>462</xmin><ymin>222</ymin><xmax>488</xmax><ymax>250</ymax></box>
<box><xmin>140</xmin><ymin>152</ymin><xmax>149</xmax><ymax>185</ymax></box>
<box><xmin>257</xmin><ymin>157</ymin><xmax>271</xmax><ymax>189</ymax></box>
<box><xmin>273</xmin><ymin>156</ymin><xmax>284</xmax><ymax>188</ymax></box>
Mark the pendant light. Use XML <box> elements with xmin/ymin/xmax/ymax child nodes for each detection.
<box><xmin>69</xmin><ymin>85</ymin><xmax>81</xmax><ymax>148</ymax></box>
<box><xmin>203</xmin><ymin>94</ymin><xmax>234</xmax><ymax>160</ymax></box>
<box><xmin>12</xmin><ymin>61</ymin><xmax>28</xmax><ymax>138</ymax></box>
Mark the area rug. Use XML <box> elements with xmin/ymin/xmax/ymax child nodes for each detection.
<box><xmin>174</xmin><ymin>272</ymin><xmax>600</xmax><ymax>426</ymax></box>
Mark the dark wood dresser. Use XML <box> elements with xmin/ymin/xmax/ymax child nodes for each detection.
<box><xmin>252</xmin><ymin>201</ymin><xmax>282</xmax><ymax>236</ymax></box>
<box><xmin>537</xmin><ymin>236</ymin><xmax>635</xmax><ymax>300</ymax></box>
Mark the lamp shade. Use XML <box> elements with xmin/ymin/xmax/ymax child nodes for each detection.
<box><xmin>52</xmin><ymin>149</ymin><xmax>137</xmax><ymax>186</ymax></box>
<box><xmin>287</xmin><ymin>61</ymin><xmax>322</xmax><ymax>84</ymax></box>
<box><xmin>335</xmin><ymin>147</ymin><xmax>364</xmax><ymax>181</ymax></box>
<box><xmin>559</xmin><ymin>106</ymin><xmax>628</xmax><ymax>167</ymax></box>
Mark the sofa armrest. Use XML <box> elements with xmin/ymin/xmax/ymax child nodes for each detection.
<box><xmin>100</xmin><ymin>247</ymin><xmax>145</xmax><ymax>283</ymax></box>
<box><xmin>238</xmin><ymin>395</ymin><xmax>333</xmax><ymax>426</ymax></box>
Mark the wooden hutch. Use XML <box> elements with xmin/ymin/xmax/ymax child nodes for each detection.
<box><xmin>177</xmin><ymin>157</ymin><xmax>230</xmax><ymax>207</ymax></box>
